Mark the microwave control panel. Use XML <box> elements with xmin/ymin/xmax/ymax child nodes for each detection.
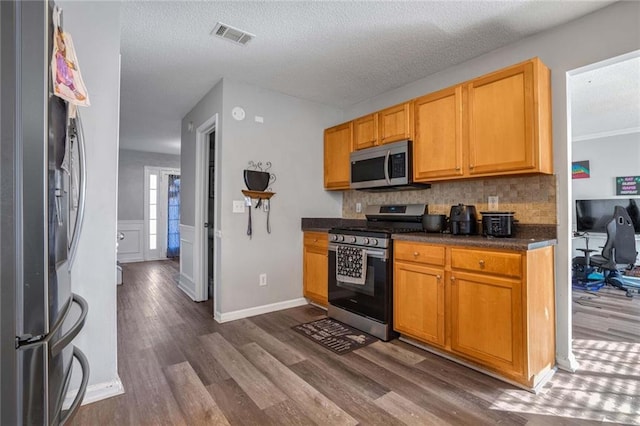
<box><xmin>390</xmin><ymin>153</ymin><xmax>406</xmax><ymax>178</ymax></box>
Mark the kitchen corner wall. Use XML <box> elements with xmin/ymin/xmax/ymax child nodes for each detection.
<box><xmin>343</xmin><ymin>174</ymin><xmax>557</xmax><ymax>224</ymax></box>
<box><xmin>182</xmin><ymin>78</ymin><xmax>343</xmax><ymax>317</ymax></box>
<box><xmin>59</xmin><ymin>0</ymin><xmax>121</xmax><ymax>400</ymax></box>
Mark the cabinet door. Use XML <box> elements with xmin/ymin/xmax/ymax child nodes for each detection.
<box><xmin>303</xmin><ymin>234</ymin><xmax>328</xmax><ymax>307</ymax></box>
<box><xmin>379</xmin><ymin>102</ymin><xmax>412</xmax><ymax>145</ymax></box>
<box><xmin>413</xmin><ymin>86</ymin><xmax>464</xmax><ymax>181</ymax></box>
<box><xmin>467</xmin><ymin>60</ymin><xmax>536</xmax><ymax>176</ymax></box>
<box><xmin>450</xmin><ymin>271</ymin><xmax>523</xmax><ymax>376</ymax></box>
<box><xmin>353</xmin><ymin>114</ymin><xmax>378</xmax><ymax>150</ymax></box>
<box><xmin>394</xmin><ymin>261</ymin><xmax>445</xmax><ymax>347</ymax></box>
<box><xmin>324</xmin><ymin>122</ymin><xmax>353</xmax><ymax>190</ymax></box>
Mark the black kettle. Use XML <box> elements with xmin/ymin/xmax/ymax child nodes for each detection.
<box><xmin>449</xmin><ymin>204</ymin><xmax>478</xmax><ymax>235</ymax></box>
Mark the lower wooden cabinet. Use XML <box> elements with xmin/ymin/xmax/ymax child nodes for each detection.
<box><xmin>393</xmin><ymin>240</ymin><xmax>555</xmax><ymax>389</ymax></box>
<box><xmin>303</xmin><ymin>232</ymin><xmax>328</xmax><ymax>307</ymax></box>
<box><xmin>394</xmin><ymin>261</ymin><xmax>445</xmax><ymax>347</ymax></box>
<box><xmin>450</xmin><ymin>270</ymin><xmax>523</xmax><ymax>376</ymax></box>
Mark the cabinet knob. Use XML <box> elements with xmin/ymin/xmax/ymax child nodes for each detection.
<box><xmin>436</xmin><ymin>275</ymin><xmax>441</xmax><ymax>280</ymax></box>
<box><xmin>450</xmin><ymin>276</ymin><xmax>456</xmax><ymax>282</ymax></box>
<box><xmin>479</xmin><ymin>259</ymin><xmax>485</xmax><ymax>267</ymax></box>
<box><xmin>455</xmin><ymin>167</ymin><xmax>461</xmax><ymax>171</ymax></box>
<box><xmin>413</xmin><ymin>251</ymin><xmax>419</xmax><ymax>256</ymax></box>
<box><xmin>314</xmin><ymin>238</ymin><xmax>318</xmax><ymax>242</ymax></box>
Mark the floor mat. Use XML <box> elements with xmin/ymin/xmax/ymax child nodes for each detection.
<box><xmin>292</xmin><ymin>318</ymin><xmax>377</xmax><ymax>355</ymax></box>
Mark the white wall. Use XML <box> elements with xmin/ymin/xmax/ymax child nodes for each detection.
<box><xmin>118</xmin><ymin>149</ymin><xmax>180</xmax><ymax>221</ymax></box>
<box><xmin>59</xmin><ymin>0</ymin><xmax>122</xmax><ymax>399</ymax></box>
<box><xmin>572</xmin><ymin>132</ymin><xmax>640</xmax><ymax>202</ymax></box>
<box><xmin>341</xmin><ymin>1</ymin><xmax>640</xmax><ymax>371</ymax></box>
<box><xmin>181</xmin><ymin>80</ymin><xmax>223</xmax><ymax>227</ymax></box>
<box><xmin>182</xmin><ymin>78</ymin><xmax>343</xmax><ymax>317</ymax></box>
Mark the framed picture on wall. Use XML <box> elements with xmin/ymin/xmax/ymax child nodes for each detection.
<box><xmin>572</xmin><ymin>160</ymin><xmax>590</xmax><ymax>179</ymax></box>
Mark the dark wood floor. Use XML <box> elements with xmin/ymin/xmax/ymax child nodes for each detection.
<box><xmin>71</xmin><ymin>261</ymin><xmax>640</xmax><ymax>425</ymax></box>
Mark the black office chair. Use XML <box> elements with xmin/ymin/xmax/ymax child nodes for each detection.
<box><xmin>573</xmin><ymin>205</ymin><xmax>639</xmax><ymax>297</ymax></box>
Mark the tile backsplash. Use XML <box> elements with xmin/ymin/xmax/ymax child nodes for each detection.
<box><xmin>343</xmin><ymin>174</ymin><xmax>557</xmax><ymax>224</ymax></box>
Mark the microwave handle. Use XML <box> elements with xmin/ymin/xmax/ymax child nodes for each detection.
<box><xmin>384</xmin><ymin>150</ymin><xmax>391</xmax><ymax>185</ymax></box>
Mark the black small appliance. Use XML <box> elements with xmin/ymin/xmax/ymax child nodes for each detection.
<box><xmin>481</xmin><ymin>212</ymin><xmax>516</xmax><ymax>237</ymax></box>
<box><xmin>449</xmin><ymin>204</ymin><xmax>478</xmax><ymax>235</ymax></box>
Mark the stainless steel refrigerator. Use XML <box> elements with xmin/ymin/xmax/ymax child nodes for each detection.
<box><xmin>1</xmin><ymin>1</ymin><xmax>89</xmax><ymax>424</ymax></box>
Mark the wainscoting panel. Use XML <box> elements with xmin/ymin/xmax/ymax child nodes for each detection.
<box><xmin>117</xmin><ymin>220</ymin><xmax>144</xmax><ymax>263</ymax></box>
<box><xmin>179</xmin><ymin>224</ymin><xmax>197</xmax><ymax>300</ymax></box>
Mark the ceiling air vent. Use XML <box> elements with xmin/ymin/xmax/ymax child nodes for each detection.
<box><xmin>211</xmin><ymin>22</ymin><xmax>254</xmax><ymax>46</ymax></box>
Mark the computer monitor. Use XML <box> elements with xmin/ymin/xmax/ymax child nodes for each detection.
<box><xmin>576</xmin><ymin>198</ymin><xmax>640</xmax><ymax>233</ymax></box>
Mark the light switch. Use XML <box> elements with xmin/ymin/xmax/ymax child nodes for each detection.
<box><xmin>232</xmin><ymin>200</ymin><xmax>245</xmax><ymax>213</ymax></box>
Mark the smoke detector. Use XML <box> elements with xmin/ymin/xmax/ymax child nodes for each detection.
<box><xmin>211</xmin><ymin>22</ymin><xmax>254</xmax><ymax>46</ymax></box>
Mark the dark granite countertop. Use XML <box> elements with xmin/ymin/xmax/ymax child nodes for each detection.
<box><xmin>302</xmin><ymin>218</ymin><xmax>557</xmax><ymax>250</ymax></box>
<box><xmin>301</xmin><ymin>218</ymin><xmax>366</xmax><ymax>233</ymax></box>
<box><xmin>392</xmin><ymin>232</ymin><xmax>556</xmax><ymax>251</ymax></box>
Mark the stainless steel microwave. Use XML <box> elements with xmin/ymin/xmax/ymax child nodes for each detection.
<box><xmin>350</xmin><ymin>140</ymin><xmax>430</xmax><ymax>191</ymax></box>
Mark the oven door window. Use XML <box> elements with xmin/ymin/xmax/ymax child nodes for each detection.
<box><xmin>328</xmin><ymin>247</ymin><xmax>391</xmax><ymax>323</ymax></box>
<box><xmin>336</xmin><ymin>265</ymin><xmax>375</xmax><ymax>296</ymax></box>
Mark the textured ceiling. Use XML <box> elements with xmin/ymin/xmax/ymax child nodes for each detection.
<box><xmin>571</xmin><ymin>55</ymin><xmax>640</xmax><ymax>141</ymax></box>
<box><xmin>118</xmin><ymin>1</ymin><xmax>617</xmax><ymax>155</ymax></box>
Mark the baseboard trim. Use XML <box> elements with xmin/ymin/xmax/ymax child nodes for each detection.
<box><xmin>556</xmin><ymin>352</ymin><xmax>580</xmax><ymax>372</ymax></box>
<box><xmin>178</xmin><ymin>273</ymin><xmax>197</xmax><ymax>300</ymax></box>
<box><xmin>117</xmin><ymin>256</ymin><xmax>144</xmax><ymax>264</ymax></box>
<box><xmin>216</xmin><ymin>298</ymin><xmax>308</xmax><ymax>323</ymax></box>
<box><xmin>63</xmin><ymin>376</ymin><xmax>125</xmax><ymax>409</ymax></box>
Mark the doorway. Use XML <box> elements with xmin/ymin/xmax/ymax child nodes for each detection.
<box><xmin>567</xmin><ymin>50</ymin><xmax>640</xmax><ymax>362</ymax></box>
<box><xmin>206</xmin><ymin>131</ymin><xmax>215</xmax><ymax>299</ymax></box>
<box><xmin>192</xmin><ymin>113</ymin><xmax>219</xmax><ymax>305</ymax></box>
<box><xmin>143</xmin><ymin>166</ymin><xmax>181</xmax><ymax>261</ymax></box>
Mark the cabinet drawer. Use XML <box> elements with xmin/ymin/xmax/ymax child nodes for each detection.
<box><xmin>304</xmin><ymin>232</ymin><xmax>328</xmax><ymax>249</ymax></box>
<box><xmin>394</xmin><ymin>241</ymin><xmax>445</xmax><ymax>266</ymax></box>
<box><xmin>451</xmin><ymin>248</ymin><xmax>521</xmax><ymax>278</ymax></box>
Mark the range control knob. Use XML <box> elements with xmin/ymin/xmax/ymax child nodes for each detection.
<box><xmin>363</xmin><ymin>238</ymin><xmax>370</xmax><ymax>245</ymax></box>
<box><xmin>349</xmin><ymin>236</ymin><xmax>357</xmax><ymax>243</ymax></box>
<box><xmin>330</xmin><ymin>234</ymin><xmax>338</xmax><ymax>242</ymax></box>
<box><xmin>337</xmin><ymin>235</ymin><xmax>345</xmax><ymax>242</ymax></box>
<box><xmin>370</xmin><ymin>238</ymin><xmax>378</xmax><ymax>246</ymax></box>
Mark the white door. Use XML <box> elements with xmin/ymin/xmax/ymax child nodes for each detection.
<box><xmin>144</xmin><ymin>166</ymin><xmax>180</xmax><ymax>260</ymax></box>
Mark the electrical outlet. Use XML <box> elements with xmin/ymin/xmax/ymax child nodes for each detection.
<box><xmin>488</xmin><ymin>196</ymin><xmax>499</xmax><ymax>211</ymax></box>
<box><xmin>259</xmin><ymin>273</ymin><xmax>267</xmax><ymax>286</ymax></box>
<box><xmin>232</xmin><ymin>200</ymin><xmax>245</xmax><ymax>213</ymax></box>
<box><xmin>356</xmin><ymin>202</ymin><xmax>362</xmax><ymax>213</ymax></box>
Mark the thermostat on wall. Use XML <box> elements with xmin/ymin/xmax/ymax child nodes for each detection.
<box><xmin>232</xmin><ymin>106</ymin><xmax>245</xmax><ymax>121</ymax></box>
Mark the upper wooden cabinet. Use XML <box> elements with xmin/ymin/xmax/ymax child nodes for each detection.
<box><xmin>352</xmin><ymin>102</ymin><xmax>413</xmax><ymax>151</ymax></box>
<box><xmin>378</xmin><ymin>102</ymin><xmax>413</xmax><ymax>144</ymax></box>
<box><xmin>466</xmin><ymin>58</ymin><xmax>552</xmax><ymax>177</ymax></box>
<box><xmin>324</xmin><ymin>122</ymin><xmax>352</xmax><ymax>190</ymax></box>
<box><xmin>323</xmin><ymin>58</ymin><xmax>553</xmax><ymax>188</ymax></box>
<box><xmin>353</xmin><ymin>114</ymin><xmax>378</xmax><ymax>150</ymax></box>
<box><xmin>413</xmin><ymin>86</ymin><xmax>464</xmax><ymax>180</ymax></box>
<box><xmin>413</xmin><ymin>57</ymin><xmax>553</xmax><ymax>182</ymax></box>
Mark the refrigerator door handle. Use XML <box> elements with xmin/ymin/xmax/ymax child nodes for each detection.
<box><xmin>59</xmin><ymin>346</ymin><xmax>90</xmax><ymax>426</ymax></box>
<box><xmin>68</xmin><ymin>113</ymin><xmax>87</xmax><ymax>267</ymax></box>
<box><xmin>50</xmin><ymin>293</ymin><xmax>88</xmax><ymax>357</ymax></box>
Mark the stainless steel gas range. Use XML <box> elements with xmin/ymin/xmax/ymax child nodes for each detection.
<box><xmin>327</xmin><ymin>204</ymin><xmax>427</xmax><ymax>341</ymax></box>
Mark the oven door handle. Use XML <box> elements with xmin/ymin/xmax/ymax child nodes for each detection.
<box><xmin>329</xmin><ymin>244</ymin><xmax>387</xmax><ymax>259</ymax></box>
<box><xmin>384</xmin><ymin>150</ymin><xmax>391</xmax><ymax>185</ymax></box>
